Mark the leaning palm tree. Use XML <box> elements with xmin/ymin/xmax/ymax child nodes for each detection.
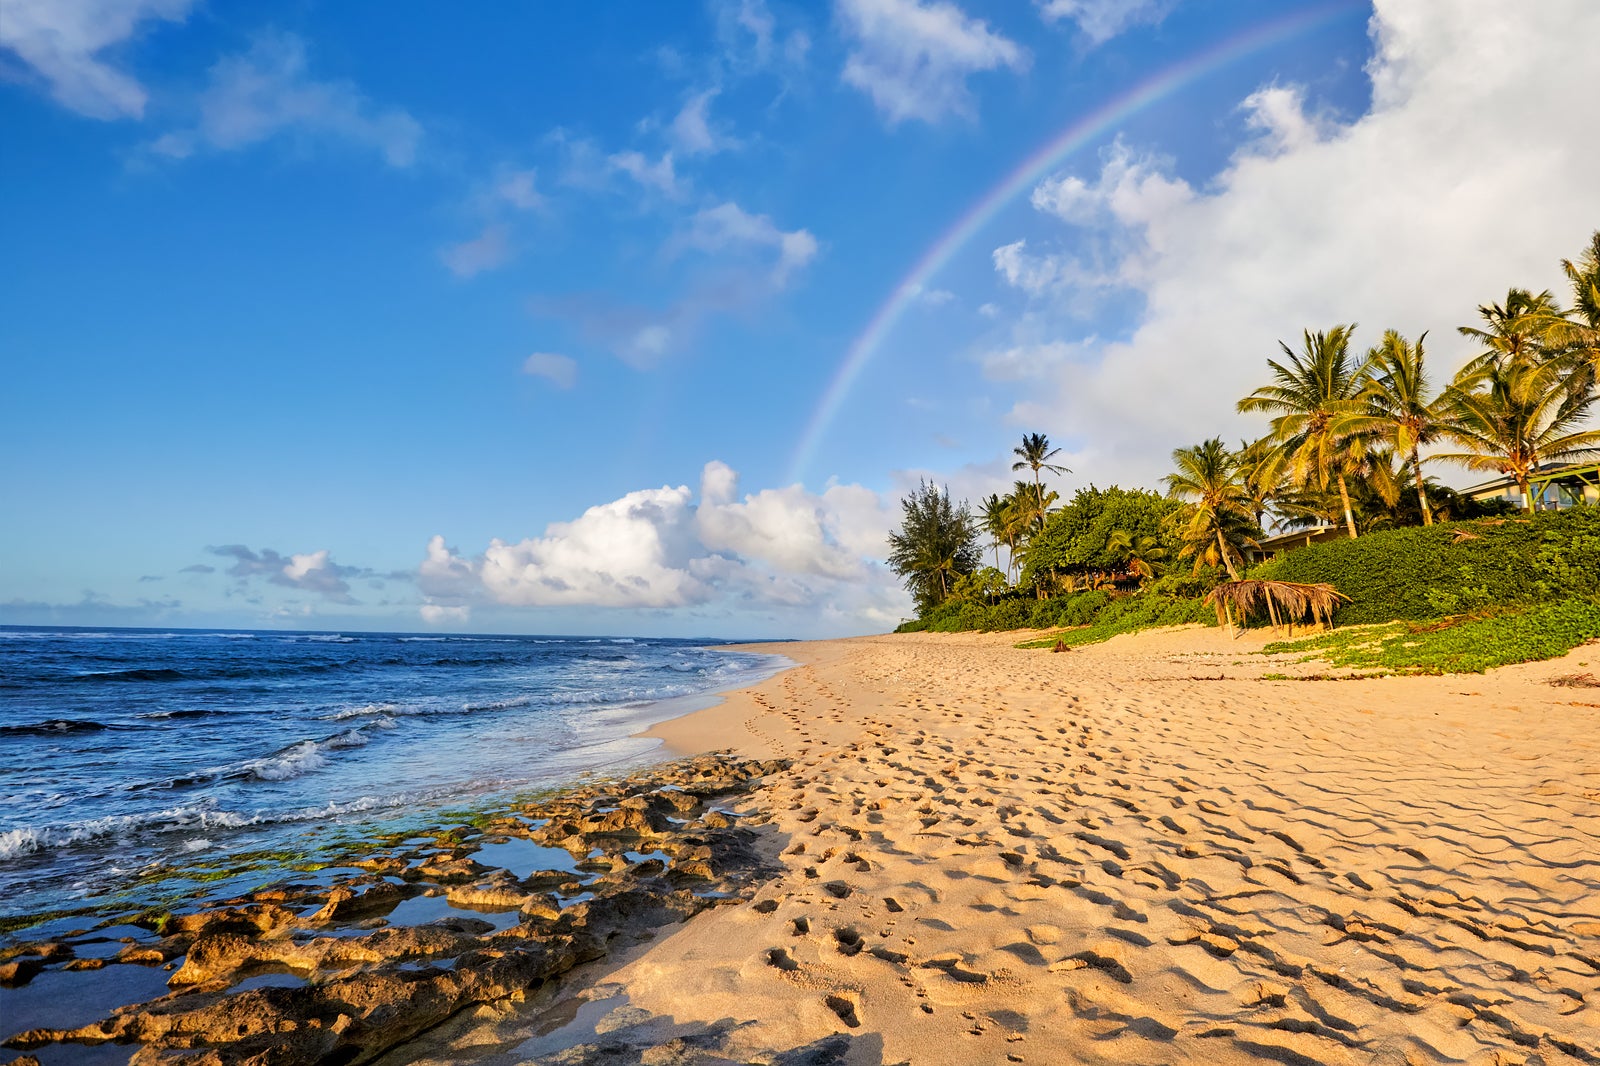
<box><xmin>1436</xmin><ymin>358</ymin><xmax>1600</xmax><ymax>512</ymax></box>
<box><xmin>1163</xmin><ymin>438</ymin><xmax>1258</xmax><ymax>581</ymax></box>
<box><xmin>979</xmin><ymin>493</ymin><xmax>1011</xmax><ymax>576</ymax></box>
<box><xmin>1011</xmin><ymin>433</ymin><xmax>1070</xmax><ymax>496</ymax></box>
<box><xmin>1356</xmin><ymin>330</ymin><xmax>1455</xmax><ymax>524</ymax></box>
<box><xmin>1238</xmin><ymin>325</ymin><xmax>1372</xmax><ymax>539</ymax></box>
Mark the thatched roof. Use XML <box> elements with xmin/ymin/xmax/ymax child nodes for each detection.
<box><xmin>1204</xmin><ymin>579</ymin><xmax>1350</xmax><ymax>632</ymax></box>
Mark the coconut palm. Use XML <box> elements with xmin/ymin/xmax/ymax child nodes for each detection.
<box><xmin>1556</xmin><ymin>231</ymin><xmax>1600</xmax><ymax>373</ymax></box>
<box><xmin>1237</xmin><ymin>436</ymin><xmax>1289</xmax><ymax>530</ymax></box>
<box><xmin>1104</xmin><ymin>529</ymin><xmax>1168</xmax><ymax>583</ymax></box>
<box><xmin>1457</xmin><ymin>288</ymin><xmax>1568</xmax><ymax>372</ymax></box>
<box><xmin>1436</xmin><ymin>358</ymin><xmax>1600</xmax><ymax>512</ymax></box>
<box><xmin>979</xmin><ymin>493</ymin><xmax>1011</xmax><ymax>576</ymax></box>
<box><xmin>1356</xmin><ymin>330</ymin><xmax>1455</xmax><ymax>525</ymax></box>
<box><xmin>1237</xmin><ymin>325</ymin><xmax>1372</xmax><ymax>539</ymax></box>
<box><xmin>1163</xmin><ymin>438</ymin><xmax>1258</xmax><ymax>581</ymax></box>
<box><xmin>1011</xmin><ymin>433</ymin><xmax>1070</xmax><ymax>496</ymax></box>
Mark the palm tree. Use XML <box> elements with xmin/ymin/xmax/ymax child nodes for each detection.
<box><xmin>1237</xmin><ymin>436</ymin><xmax>1289</xmax><ymax>530</ymax></box>
<box><xmin>1237</xmin><ymin>325</ymin><xmax>1372</xmax><ymax>539</ymax></box>
<box><xmin>1436</xmin><ymin>359</ymin><xmax>1600</xmax><ymax>512</ymax></box>
<box><xmin>1011</xmin><ymin>433</ymin><xmax>1070</xmax><ymax>496</ymax></box>
<box><xmin>1163</xmin><ymin>438</ymin><xmax>1258</xmax><ymax>581</ymax></box>
<box><xmin>1105</xmin><ymin>529</ymin><xmax>1168</xmax><ymax>584</ymax></box>
<box><xmin>1457</xmin><ymin>288</ymin><xmax>1568</xmax><ymax>372</ymax></box>
<box><xmin>1557</xmin><ymin>231</ymin><xmax>1600</xmax><ymax>373</ymax></box>
<box><xmin>979</xmin><ymin>493</ymin><xmax>1010</xmax><ymax>575</ymax></box>
<box><xmin>886</xmin><ymin>481</ymin><xmax>982</xmax><ymax>609</ymax></box>
<box><xmin>1357</xmin><ymin>330</ymin><xmax>1454</xmax><ymax>525</ymax></box>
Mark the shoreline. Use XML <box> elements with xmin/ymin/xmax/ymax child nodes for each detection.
<box><xmin>7</xmin><ymin>626</ymin><xmax>1598</xmax><ymax>1064</ymax></box>
<box><xmin>409</xmin><ymin>626</ymin><xmax>1600</xmax><ymax>1064</ymax></box>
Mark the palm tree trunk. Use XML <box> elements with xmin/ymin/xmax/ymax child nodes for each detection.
<box><xmin>1518</xmin><ymin>475</ymin><xmax>1535</xmax><ymax>513</ymax></box>
<box><xmin>1337</xmin><ymin>473</ymin><xmax>1358</xmax><ymax>538</ymax></box>
<box><xmin>1215</xmin><ymin>528</ymin><xmax>1241</xmax><ymax>581</ymax></box>
<box><xmin>1411</xmin><ymin>447</ymin><xmax>1432</xmax><ymax>526</ymax></box>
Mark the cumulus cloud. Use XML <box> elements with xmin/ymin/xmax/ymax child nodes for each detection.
<box><xmin>993</xmin><ymin>140</ymin><xmax>1193</xmax><ymax>300</ymax></box>
<box><xmin>681</xmin><ymin>201</ymin><xmax>819</xmax><ymax>287</ymax></box>
<box><xmin>147</xmin><ymin>32</ymin><xmax>421</xmax><ymax>166</ymax></box>
<box><xmin>419</xmin><ymin>603</ymin><xmax>470</xmax><ymax>625</ymax></box>
<box><xmin>0</xmin><ymin>0</ymin><xmax>194</xmax><ymax>120</ymax></box>
<box><xmin>417</xmin><ymin>462</ymin><xmax>906</xmax><ymax>629</ymax></box>
<box><xmin>836</xmin><ymin>0</ymin><xmax>1027</xmax><ymax>125</ymax></box>
<box><xmin>522</xmin><ymin>351</ymin><xmax>578</xmax><ymax>388</ymax></box>
<box><xmin>208</xmin><ymin>544</ymin><xmax>400</xmax><ymax>604</ymax></box>
<box><xmin>984</xmin><ymin>0</ymin><xmax>1600</xmax><ymax>487</ymax></box>
<box><xmin>1035</xmin><ymin>0</ymin><xmax>1173</xmax><ymax>44</ymax></box>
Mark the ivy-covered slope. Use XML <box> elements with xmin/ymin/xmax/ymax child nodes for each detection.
<box><xmin>1250</xmin><ymin>509</ymin><xmax>1600</xmax><ymax>624</ymax></box>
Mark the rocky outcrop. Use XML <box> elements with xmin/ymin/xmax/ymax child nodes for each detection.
<box><xmin>1</xmin><ymin>753</ymin><xmax>785</xmax><ymax>1066</ymax></box>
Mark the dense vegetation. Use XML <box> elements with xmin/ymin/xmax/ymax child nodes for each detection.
<box><xmin>1261</xmin><ymin>599</ymin><xmax>1600</xmax><ymax>675</ymax></box>
<box><xmin>1254</xmin><ymin>509</ymin><xmax>1600</xmax><ymax>624</ymax></box>
<box><xmin>886</xmin><ymin>231</ymin><xmax>1600</xmax><ymax>660</ymax></box>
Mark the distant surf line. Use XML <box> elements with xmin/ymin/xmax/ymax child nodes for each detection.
<box><xmin>787</xmin><ymin>1</ymin><xmax>1366</xmax><ymax>484</ymax></box>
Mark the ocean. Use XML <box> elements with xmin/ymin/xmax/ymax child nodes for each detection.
<box><xmin>0</xmin><ymin>626</ymin><xmax>786</xmax><ymax>933</ymax></box>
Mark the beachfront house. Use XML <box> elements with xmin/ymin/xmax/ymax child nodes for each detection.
<box><xmin>1460</xmin><ymin>461</ymin><xmax>1600</xmax><ymax>513</ymax></box>
<box><xmin>1244</xmin><ymin>524</ymin><xmax>1342</xmax><ymax>565</ymax></box>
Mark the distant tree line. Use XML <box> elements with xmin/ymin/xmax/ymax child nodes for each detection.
<box><xmin>888</xmin><ymin>231</ymin><xmax>1600</xmax><ymax>620</ymax></box>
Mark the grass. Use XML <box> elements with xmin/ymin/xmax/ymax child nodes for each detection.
<box><xmin>1259</xmin><ymin>599</ymin><xmax>1600</xmax><ymax>675</ymax></box>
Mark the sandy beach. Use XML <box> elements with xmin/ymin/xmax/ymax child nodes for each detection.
<box><xmin>401</xmin><ymin>626</ymin><xmax>1600</xmax><ymax>1065</ymax></box>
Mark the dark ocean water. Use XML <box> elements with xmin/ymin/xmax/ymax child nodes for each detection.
<box><xmin>0</xmin><ymin>626</ymin><xmax>786</xmax><ymax>927</ymax></box>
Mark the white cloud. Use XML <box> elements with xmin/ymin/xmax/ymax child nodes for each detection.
<box><xmin>441</xmin><ymin>224</ymin><xmax>510</xmax><ymax>278</ymax></box>
<box><xmin>0</xmin><ymin>0</ymin><xmax>194</xmax><ymax>120</ymax></box>
<box><xmin>836</xmin><ymin>0</ymin><xmax>1028</xmax><ymax>125</ymax></box>
<box><xmin>496</xmin><ymin>168</ymin><xmax>542</xmax><ymax>210</ymax></box>
<box><xmin>608</xmin><ymin>149</ymin><xmax>682</xmax><ymax>197</ymax></box>
<box><xmin>984</xmin><ymin>0</ymin><xmax>1600</xmax><ymax>489</ymax></box>
<box><xmin>681</xmin><ymin>201</ymin><xmax>819</xmax><ymax>287</ymax></box>
<box><xmin>713</xmin><ymin>0</ymin><xmax>810</xmax><ymax>77</ymax></box>
<box><xmin>1030</xmin><ymin>139</ymin><xmax>1192</xmax><ymax>229</ymax></box>
<box><xmin>419</xmin><ymin>603</ymin><xmax>470</xmax><ymax>625</ymax></box>
<box><xmin>148</xmin><ymin>32</ymin><xmax>421</xmax><ymax>166</ymax></box>
<box><xmin>522</xmin><ymin>352</ymin><xmax>577</xmax><ymax>389</ymax></box>
<box><xmin>670</xmin><ymin>89</ymin><xmax>736</xmax><ymax>155</ymax></box>
<box><xmin>418</xmin><ymin>462</ymin><xmax>905</xmax><ymax>629</ymax></box>
<box><xmin>210</xmin><ymin>544</ymin><xmax>366</xmax><ymax>604</ymax></box>
<box><xmin>1035</xmin><ymin>0</ymin><xmax>1173</xmax><ymax>44</ymax></box>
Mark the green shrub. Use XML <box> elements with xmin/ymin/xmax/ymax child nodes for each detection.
<box><xmin>1250</xmin><ymin>510</ymin><xmax>1600</xmax><ymax>624</ymax></box>
<box><xmin>981</xmin><ymin>598</ymin><xmax>1032</xmax><ymax>631</ymax></box>
<box><xmin>1016</xmin><ymin>593</ymin><xmax>1215</xmax><ymax>648</ymax></box>
<box><xmin>1261</xmin><ymin>598</ymin><xmax>1600</xmax><ymax>674</ymax></box>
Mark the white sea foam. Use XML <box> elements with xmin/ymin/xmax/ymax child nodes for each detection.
<box><xmin>319</xmin><ymin>702</ymin><xmax>399</xmax><ymax>721</ymax></box>
<box><xmin>244</xmin><ymin>741</ymin><xmax>329</xmax><ymax>782</ymax></box>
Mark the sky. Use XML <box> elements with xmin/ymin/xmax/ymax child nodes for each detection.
<box><xmin>3</xmin><ymin>0</ymin><xmax>1597</xmax><ymax>638</ymax></box>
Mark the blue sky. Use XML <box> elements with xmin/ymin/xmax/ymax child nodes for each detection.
<box><xmin>3</xmin><ymin>0</ymin><xmax>1596</xmax><ymax>637</ymax></box>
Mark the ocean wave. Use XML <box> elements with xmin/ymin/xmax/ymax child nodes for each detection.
<box><xmin>0</xmin><ymin>803</ymin><xmax>254</xmax><ymax>861</ymax></box>
<box><xmin>137</xmin><ymin>708</ymin><xmax>225</xmax><ymax>721</ymax></box>
<box><xmin>0</xmin><ymin>718</ymin><xmax>116</xmax><ymax>736</ymax></box>
<box><xmin>318</xmin><ymin>702</ymin><xmax>399</xmax><ymax>721</ymax></box>
<box><xmin>461</xmin><ymin>695</ymin><xmax>534</xmax><ymax>713</ymax></box>
<box><xmin>241</xmin><ymin>740</ymin><xmax>330</xmax><ymax>782</ymax></box>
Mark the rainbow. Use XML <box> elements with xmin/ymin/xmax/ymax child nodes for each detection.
<box><xmin>787</xmin><ymin>1</ymin><xmax>1364</xmax><ymax>483</ymax></box>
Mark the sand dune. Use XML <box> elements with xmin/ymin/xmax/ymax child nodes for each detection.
<box><xmin>409</xmin><ymin>627</ymin><xmax>1600</xmax><ymax>1064</ymax></box>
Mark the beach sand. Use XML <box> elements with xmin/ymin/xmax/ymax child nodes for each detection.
<box><xmin>399</xmin><ymin>626</ymin><xmax>1600</xmax><ymax>1065</ymax></box>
